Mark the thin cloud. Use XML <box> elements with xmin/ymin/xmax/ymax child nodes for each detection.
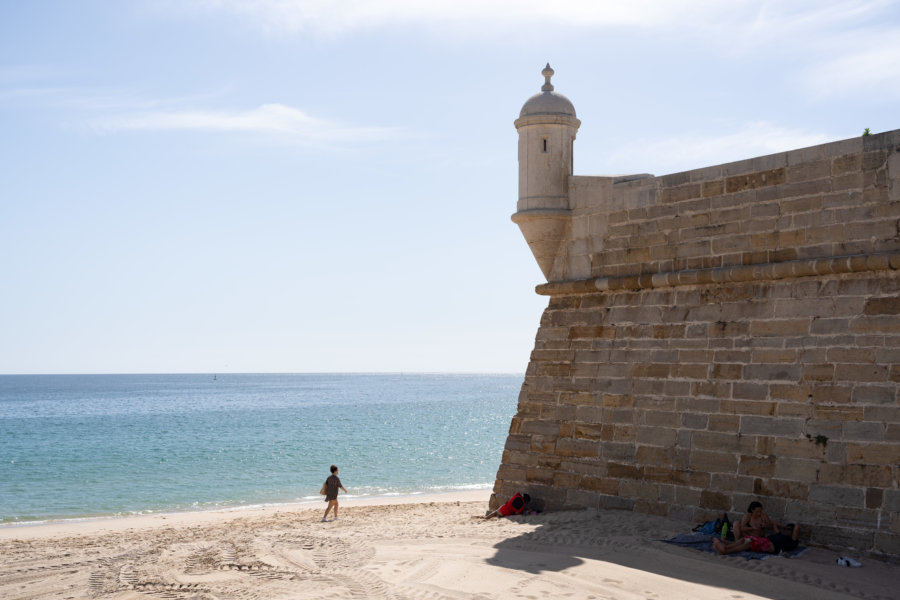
<box><xmin>176</xmin><ymin>0</ymin><xmax>891</xmax><ymax>39</ymax></box>
<box><xmin>606</xmin><ymin>122</ymin><xmax>832</xmax><ymax>176</ymax></box>
<box><xmin>90</xmin><ymin>102</ymin><xmax>405</xmax><ymax>145</ymax></box>
<box><xmin>802</xmin><ymin>29</ymin><xmax>900</xmax><ymax>98</ymax></box>
<box><xmin>173</xmin><ymin>0</ymin><xmax>900</xmax><ymax>99</ymax></box>
<box><xmin>175</xmin><ymin>0</ymin><xmax>729</xmax><ymax>35</ymax></box>
<box><xmin>0</xmin><ymin>82</ymin><xmax>232</xmax><ymax>111</ymax></box>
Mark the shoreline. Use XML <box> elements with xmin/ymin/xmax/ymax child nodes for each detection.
<box><xmin>0</xmin><ymin>489</ymin><xmax>491</xmax><ymax>540</ymax></box>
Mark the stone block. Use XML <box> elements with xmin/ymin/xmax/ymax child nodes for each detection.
<box><xmin>787</xmin><ymin>159</ymin><xmax>830</xmax><ymax>183</ymax></box>
<box><xmin>692</xmin><ymin>430</ymin><xmax>755</xmax><ymax>453</ymax></box>
<box><xmin>702</xmin><ymin>180</ymin><xmax>724</xmax><ymax>197</ymax></box>
<box><xmin>565</xmin><ymin>489</ymin><xmax>601</xmax><ymax>509</ymax></box>
<box><xmin>725</xmin><ymin>168</ymin><xmax>785</xmax><ymax>193</ymax></box>
<box><xmin>849</xmin><ymin>316</ymin><xmax>900</xmax><ymax>336</ymax></box>
<box><xmin>537</xmin><ymin>453</ymin><xmax>562</xmax><ymax>470</ymax></box>
<box><xmin>521</xmin><ymin>419</ymin><xmax>561</xmax><ymax>437</ymax></box>
<box><xmin>635</xmin><ymin>444</ymin><xmax>676</xmax><ymax>465</ymax></box>
<box><xmin>769</xmin><ymin>383</ymin><xmax>812</xmax><ymax>402</ymax></box>
<box><xmin>874</xmin><ymin>532</ymin><xmax>900</xmax><ymax>557</ymax></box>
<box><xmin>818</xmin><ymin>464</ymin><xmax>892</xmax><ymax>487</ymax></box>
<box><xmin>866</xmin><ymin>487</ymin><xmax>884</xmax><ymax>509</ymax></box>
<box><xmin>496</xmin><ymin>464</ymin><xmax>527</xmax><ymax>482</ymax></box>
<box><xmin>810</xmin><ymin>317</ymin><xmax>850</xmax><ymax>334</ymax></box>
<box><xmin>773</xmin><ymin>437</ymin><xmax>827</xmax><ymax>460</ymax></box>
<box><xmin>846</xmin><ymin>442</ymin><xmax>900</xmax><ymax>465</ymax></box>
<box><xmin>601</xmin><ymin>441</ymin><xmax>637</xmax><ymax>461</ymax></box>
<box><xmin>739</xmin><ymin>415</ymin><xmax>804</xmax><ymax>436</ymax></box>
<box><xmin>832</xmin><ymin>153</ymin><xmax>862</xmax><ymax>175</ymax></box>
<box><xmin>709</xmin><ymin>473</ymin><xmax>755</xmax><ymax>493</ymax></box>
<box><xmin>864</xmin><ymin>404</ymin><xmax>900</xmax><ymax>422</ymax></box>
<box><xmin>707</xmin><ymin>414</ymin><xmax>740</xmax><ymax>432</ymax></box>
<box><xmin>808</xmin><ymin>484</ymin><xmax>866</xmax><ymax>507</ymax></box>
<box><xmin>712</xmin><ymin>363</ymin><xmax>743</xmax><ymax>380</ymax></box>
<box><xmin>505</xmin><ymin>435</ymin><xmax>534</xmax><ymax>453</ymax></box>
<box><xmin>742</xmin><ymin>364</ymin><xmax>803</xmax><ymax>382</ymax></box>
<box><xmin>842</xmin><ymin>421</ymin><xmax>885</xmax><ymax>442</ymax></box>
<box><xmin>775</xmin><ymin>401</ymin><xmax>813</xmax><ymax>418</ymax></box>
<box><xmin>852</xmin><ymin>385</ymin><xmax>897</xmax><ymax>405</ymax></box>
<box><xmin>682</xmin><ymin>412</ymin><xmax>709</xmax><ymax>429</ymax></box>
<box><xmin>722</xmin><ymin>399</ymin><xmax>777</xmax><ymax>416</ymax></box>
<box><xmin>738</xmin><ymin>455</ymin><xmax>776</xmax><ymax>477</ymax></box>
<box><xmin>802</xmin><ymin>364</ymin><xmax>835</xmax><ymax>382</ymax></box>
<box><xmin>598</xmin><ymin>494</ymin><xmax>634</xmax><ymax>511</ymax></box>
<box><xmin>556</xmin><ymin>437</ymin><xmax>601</xmax><ymax>458</ymax></box>
<box><xmin>885</xmin><ymin>489</ymin><xmax>900</xmax><ymax>513</ymax></box>
<box><xmin>611</xmin><ymin>424</ymin><xmax>636</xmax><ymax>442</ymax></box>
<box><xmin>642</xmin><ymin>410</ymin><xmax>681</xmax><ymax>428</ymax></box>
<box><xmin>752</xmin><ymin>478</ymin><xmax>809</xmax><ymax>500</ymax></box>
<box><xmin>809</xmin><ymin>525</ymin><xmax>873</xmax><ymax>552</ymax></box>
<box><xmin>751</xmin><ymin>348</ymin><xmax>798</xmax><ymax>363</ymax></box>
<box><xmin>773</xmin><ymin>457</ymin><xmax>819</xmax><ymax>482</ymax></box>
<box><xmin>675</xmin><ymin>486</ymin><xmax>703</xmax><ymax>506</ymax></box>
<box><xmin>530</xmin><ymin>438</ymin><xmax>556</xmax><ymax>453</ymax></box>
<box><xmin>582</xmin><ymin>476</ymin><xmax>619</xmax><ymax>494</ymax></box>
<box><xmin>700</xmin><ymin>490</ymin><xmax>730</xmax><ymax>510</ymax></box>
<box><xmin>607</xmin><ymin>462</ymin><xmax>643</xmax><ymax>480</ymax></box>
<box><xmin>806</xmin><ymin>420</ymin><xmax>842</xmax><ymax>441</ymax></box>
<box><xmin>810</xmin><ymin>385</ymin><xmax>853</xmax><ymax>404</ymax></box>
<box><xmin>553</xmin><ymin>471</ymin><xmax>581</xmax><ymax>489</ymax></box>
<box><xmin>571</xmin><ymin>422</ymin><xmax>605</xmax><ymax>440</ymax></box>
<box><xmin>526</xmin><ymin>466</ymin><xmax>557</xmax><ymax>485</ymax></box>
<box><xmin>690</xmin><ymin>450</ymin><xmax>738</xmax><ymax>473</ymax></box>
<box><xmin>814</xmin><ymin>405</ymin><xmax>864</xmax><ymax>421</ymax></box>
<box><xmin>864</xmin><ymin>296</ymin><xmax>900</xmax><ymax>315</ymax></box>
<box><xmin>732</xmin><ymin>382</ymin><xmax>769</xmax><ymax>400</ymax></box>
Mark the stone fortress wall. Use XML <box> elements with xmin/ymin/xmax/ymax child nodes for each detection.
<box><xmin>492</xmin><ymin>65</ymin><xmax>900</xmax><ymax>557</ymax></box>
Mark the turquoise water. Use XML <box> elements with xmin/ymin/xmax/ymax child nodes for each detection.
<box><xmin>0</xmin><ymin>373</ymin><xmax>521</xmax><ymax>524</ymax></box>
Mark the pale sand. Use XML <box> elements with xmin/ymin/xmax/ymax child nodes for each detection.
<box><xmin>1</xmin><ymin>491</ymin><xmax>896</xmax><ymax>600</ymax></box>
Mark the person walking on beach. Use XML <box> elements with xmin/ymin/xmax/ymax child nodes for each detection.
<box><xmin>322</xmin><ymin>464</ymin><xmax>347</xmax><ymax>522</ymax></box>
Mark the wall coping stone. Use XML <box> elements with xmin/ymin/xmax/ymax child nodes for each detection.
<box><xmin>535</xmin><ymin>251</ymin><xmax>900</xmax><ymax>296</ymax></box>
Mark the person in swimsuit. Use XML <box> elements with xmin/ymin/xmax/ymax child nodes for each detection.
<box><xmin>712</xmin><ymin>501</ymin><xmax>800</xmax><ymax>555</ymax></box>
<box><xmin>484</xmin><ymin>493</ymin><xmax>531</xmax><ymax>519</ymax></box>
<box><xmin>734</xmin><ymin>501</ymin><xmax>773</xmax><ymax>538</ymax></box>
<box><xmin>321</xmin><ymin>464</ymin><xmax>348</xmax><ymax>522</ymax></box>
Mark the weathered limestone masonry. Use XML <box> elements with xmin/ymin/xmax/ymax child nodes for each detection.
<box><xmin>493</xmin><ymin>65</ymin><xmax>900</xmax><ymax>558</ymax></box>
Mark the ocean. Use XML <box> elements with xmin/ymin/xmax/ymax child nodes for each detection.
<box><xmin>0</xmin><ymin>373</ymin><xmax>521</xmax><ymax>524</ymax></box>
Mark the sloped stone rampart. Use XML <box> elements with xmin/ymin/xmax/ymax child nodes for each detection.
<box><xmin>494</xmin><ymin>130</ymin><xmax>900</xmax><ymax>558</ymax></box>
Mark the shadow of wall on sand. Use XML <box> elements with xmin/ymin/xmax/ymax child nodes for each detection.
<box><xmin>485</xmin><ymin>508</ymin><xmax>896</xmax><ymax>600</ymax></box>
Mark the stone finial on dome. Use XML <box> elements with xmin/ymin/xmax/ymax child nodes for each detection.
<box><xmin>541</xmin><ymin>63</ymin><xmax>555</xmax><ymax>92</ymax></box>
<box><xmin>541</xmin><ymin>63</ymin><xmax>556</xmax><ymax>92</ymax></box>
<box><xmin>517</xmin><ymin>63</ymin><xmax>577</xmax><ymax>119</ymax></box>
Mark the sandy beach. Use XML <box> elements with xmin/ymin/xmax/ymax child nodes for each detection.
<box><xmin>1</xmin><ymin>491</ymin><xmax>896</xmax><ymax>600</ymax></box>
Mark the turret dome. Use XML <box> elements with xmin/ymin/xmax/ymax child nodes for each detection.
<box><xmin>519</xmin><ymin>64</ymin><xmax>576</xmax><ymax>118</ymax></box>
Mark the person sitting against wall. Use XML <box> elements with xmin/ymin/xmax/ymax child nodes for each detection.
<box><xmin>734</xmin><ymin>501</ymin><xmax>775</xmax><ymax>538</ymax></box>
<box><xmin>484</xmin><ymin>492</ymin><xmax>531</xmax><ymax>519</ymax></box>
<box><xmin>714</xmin><ymin>501</ymin><xmax>800</xmax><ymax>555</ymax></box>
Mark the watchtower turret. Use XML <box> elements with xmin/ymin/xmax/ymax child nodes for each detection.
<box><xmin>511</xmin><ymin>64</ymin><xmax>580</xmax><ymax>281</ymax></box>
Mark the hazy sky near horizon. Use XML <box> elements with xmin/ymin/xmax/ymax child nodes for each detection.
<box><xmin>2</xmin><ymin>1</ymin><xmax>899</xmax><ymax>374</ymax></box>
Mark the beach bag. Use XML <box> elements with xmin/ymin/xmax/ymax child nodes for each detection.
<box><xmin>693</xmin><ymin>520</ymin><xmax>717</xmax><ymax>534</ymax></box>
<box><xmin>319</xmin><ymin>482</ymin><xmax>327</xmax><ymax>495</ymax></box>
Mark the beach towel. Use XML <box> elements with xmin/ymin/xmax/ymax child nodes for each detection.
<box><xmin>657</xmin><ymin>532</ymin><xmax>807</xmax><ymax>560</ymax></box>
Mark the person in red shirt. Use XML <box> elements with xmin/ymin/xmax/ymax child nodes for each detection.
<box><xmin>485</xmin><ymin>493</ymin><xmax>531</xmax><ymax>519</ymax></box>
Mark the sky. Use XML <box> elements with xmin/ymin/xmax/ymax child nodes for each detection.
<box><xmin>1</xmin><ymin>1</ymin><xmax>899</xmax><ymax>374</ymax></box>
